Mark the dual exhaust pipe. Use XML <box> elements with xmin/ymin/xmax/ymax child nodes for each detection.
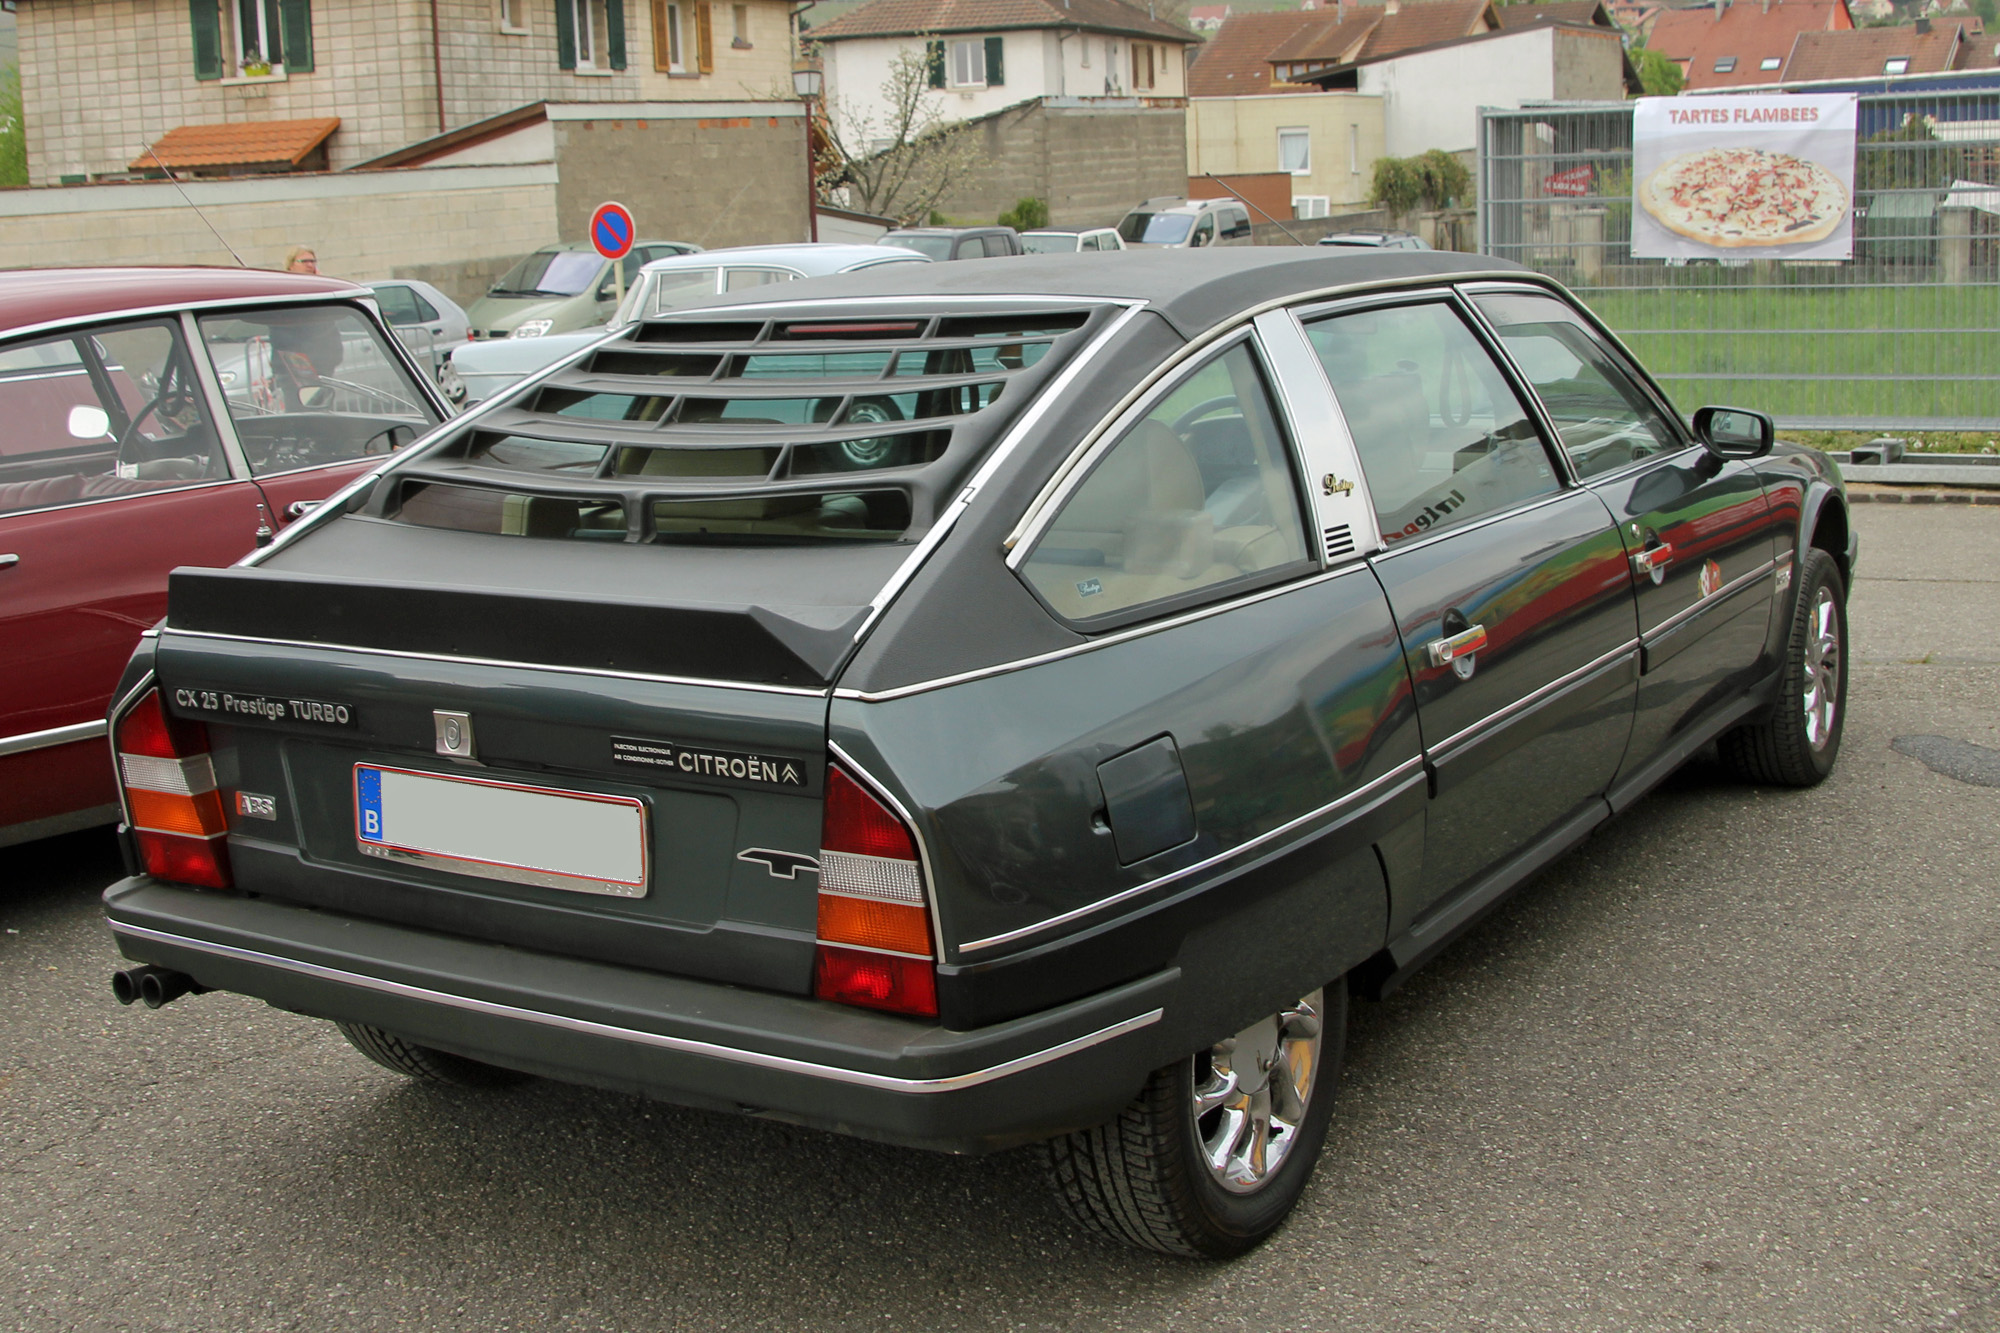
<box><xmin>110</xmin><ymin>965</ymin><xmax>209</xmax><ymax>1009</ymax></box>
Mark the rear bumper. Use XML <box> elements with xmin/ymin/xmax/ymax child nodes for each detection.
<box><xmin>104</xmin><ymin>877</ymin><xmax>1174</xmax><ymax>1153</ymax></box>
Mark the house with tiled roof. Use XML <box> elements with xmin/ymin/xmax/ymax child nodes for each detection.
<box><xmin>1781</xmin><ymin>15</ymin><xmax>1994</xmax><ymax>81</ymax></box>
<box><xmin>1280</xmin><ymin>0</ymin><xmax>1635</xmax><ymax>154</ymax></box>
<box><xmin>1189</xmin><ymin>4</ymin><xmax>1232</xmax><ymax>32</ymax></box>
<box><xmin>1646</xmin><ymin>0</ymin><xmax>1853</xmax><ymax>89</ymax></box>
<box><xmin>807</xmin><ymin>0</ymin><xmax>1197</xmax><ymax>140</ymax></box>
<box><xmin>14</xmin><ymin>0</ymin><xmax>804</xmax><ymax>186</ymax></box>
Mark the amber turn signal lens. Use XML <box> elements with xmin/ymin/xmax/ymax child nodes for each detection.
<box><xmin>817</xmin><ymin>893</ymin><xmax>932</xmax><ymax>956</ymax></box>
<box><xmin>124</xmin><ymin>786</ymin><xmax>229</xmax><ymax>838</ymax></box>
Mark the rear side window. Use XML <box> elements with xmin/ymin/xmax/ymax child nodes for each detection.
<box><xmin>1022</xmin><ymin>341</ymin><xmax>1310</xmax><ymax>624</ymax></box>
<box><xmin>0</xmin><ymin>320</ymin><xmax>228</xmax><ymax>516</ymax></box>
<box><xmin>198</xmin><ymin>305</ymin><xmax>441</xmax><ymax>475</ymax></box>
<box><xmin>1305</xmin><ymin>302</ymin><xmax>1558</xmax><ymax>545</ymax></box>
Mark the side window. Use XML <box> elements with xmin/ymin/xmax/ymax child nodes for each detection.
<box><xmin>644</xmin><ymin>268</ymin><xmax>721</xmax><ymax>315</ymax></box>
<box><xmin>982</xmin><ymin>234</ymin><xmax>1014</xmax><ymax>257</ymax></box>
<box><xmin>723</xmin><ymin>267</ymin><xmax>796</xmax><ymax>292</ymax></box>
<box><xmin>411</xmin><ymin>290</ymin><xmax>441</xmax><ymax>323</ymax></box>
<box><xmin>372</xmin><ymin>284</ymin><xmax>420</xmax><ymax>325</ymax></box>
<box><xmin>0</xmin><ymin>322</ymin><xmax>227</xmax><ymax>516</ymax></box>
<box><xmin>198</xmin><ymin>305</ymin><xmax>442</xmax><ymax>475</ymax></box>
<box><xmin>1223</xmin><ymin>209</ymin><xmax>1251</xmax><ymax>240</ymax></box>
<box><xmin>1022</xmin><ymin>340</ymin><xmax>1311</xmax><ymax>623</ymax></box>
<box><xmin>1306</xmin><ymin>302</ymin><xmax>1558</xmax><ymax>545</ymax></box>
<box><xmin>1474</xmin><ymin>291</ymin><xmax>1683</xmax><ymax>481</ymax></box>
<box><xmin>1191</xmin><ymin>214</ymin><xmax>1216</xmax><ymax>247</ymax></box>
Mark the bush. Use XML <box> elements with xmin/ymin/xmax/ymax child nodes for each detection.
<box><xmin>1629</xmin><ymin>47</ymin><xmax>1684</xmax><ymax>97</ymax></box>
<box><xmin>997</xmin><ymin>197</ymin><xmax>1048</xmax><ymax>230</ymax></box>
<box><xmin>1369</xmin><ymin>149</ymin><xmax>1470</xmax><ymax>214</ymax></box>
<box><xmin>0</xmin><ymin>65</ymin><xmax>25</xmax><ymax>189</ymax></box>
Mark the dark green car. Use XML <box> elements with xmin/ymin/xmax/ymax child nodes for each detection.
<box><xmin>102</xmin><ymin>251</ymin><xmax>1855</xmax><ymax>1258</ymax></box>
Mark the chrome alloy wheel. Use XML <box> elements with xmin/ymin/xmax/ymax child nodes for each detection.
<box><xmin>1191</xmin><ymin>990</ymin><xmax>1325</xmax><ymax>1194</ymax></box>
<box><xmin>1803</xmin><ymin>584</ymin><xmax>1842</xmax><ymax>751</ymax></box>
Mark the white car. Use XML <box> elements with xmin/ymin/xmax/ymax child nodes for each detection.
<box><xmin>444</xmin><ymin>244</ymin><xmax>932</xmax><ymax>406</ymax></box>
<box><xmin>367</xmin><ymin>279</ymin><xmax>471</xmax><ymax>389</ymax></box>
<box><xmin>1019</xmin><ymin>227</ymin><xmax>1127</xmax><ymax>254</ymax></box>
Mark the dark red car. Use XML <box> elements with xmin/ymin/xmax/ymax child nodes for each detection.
<box><xmin>0</xmin><ymin>267</ymin><xmax>448</xmax><ymax>847</ymax></box>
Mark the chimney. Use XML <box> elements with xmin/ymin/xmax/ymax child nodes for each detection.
<box><xmin>1916</xmin><ymin>16</ymin><xmax>1930</xmax><ymax>32</ymax></box>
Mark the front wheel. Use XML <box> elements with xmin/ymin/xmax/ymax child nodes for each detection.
<box><xmin>1718</xmin><ymin>546</ymin><xmax>1847</xmax><ymax>787</ymax></box>
<box><xmin>1043</xmin><ymin>986</ymin><xmax>1345</xmax><ymax>1258</ymax></box>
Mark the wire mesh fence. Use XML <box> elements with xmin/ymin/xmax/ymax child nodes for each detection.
<box><xmin>1478</xmin><ymin>93</ymin><xmax>2000</xmax><ymax>432</ymax></box>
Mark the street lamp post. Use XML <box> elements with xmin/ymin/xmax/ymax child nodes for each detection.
<box><xmin>792</xmin><ymin>60</ymin><xmax>824</xmax><ymax>243</ymax></box>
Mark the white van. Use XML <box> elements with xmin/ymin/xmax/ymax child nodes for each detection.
<box><xmin>1114</xmin><ymin>197</ymin><xmax>1256</xmax><ymax>249</ymax></box>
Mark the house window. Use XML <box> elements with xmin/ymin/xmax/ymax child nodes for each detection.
<box><xmin>1293</xmin><ymin>195</ymin><xmax>1330</xmax><ymax>219</ymax></box>
<box><xmin>1759</xmin><ymin>55</ymin><xmax>1780</xmax><ymax>69</ymax></box>
<box><xmin>499</xmin><ymin>0</ymin><xmax>528</xmax><ymax>31</ymax></box>
<box><xmin>1081</xmin><ymin>36</ymin><xmax>1091</xmax><ymax>67</ymax></box>
<box><xmin>653</xmin><ymin>0</ymin><xmax>707</xmax><ymax>72</ymax></box>
<box><xmin>1713</xmin><ymin>55</ymin><xmax>1736</xmax><ymax>72</ymax></box>
<box><xmin>1278</xmin><ymin>127</ymin><xmax>1310</xmax><ymax>175</ymax></box>
<box><xmin>1348</xmin><ymin>123</ymin><xmax>1359</xmax><ymax>175</ymax></box>
<box><xmin>1132</xmin><ymin>41</ymin><xmax>1155</xmax><ymax>90</ymax></box>
<box><xmin>951</xmin><ymin>37</ymin><xmax>986</xmax><ymax>87</ymax></box>
<box><xmin>1884</xmin><ymin>56</ymin><xmax>1909</xmax><ymax>73</ymax></box>
<box><xmin>731</xmin><ymin>2</ymin><xmax>748</xmax><ymax>46</ymax></box>
<box><xmin>189</xmin><ymin>0</ymin><xmax>313</xmax><ymax>80</ymax></box>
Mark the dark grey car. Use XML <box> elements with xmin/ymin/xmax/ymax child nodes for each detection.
<box><xmin>103</xmin><ymin>250</ymin><xmax>1854</xmax><ymax>1258</ymax></box>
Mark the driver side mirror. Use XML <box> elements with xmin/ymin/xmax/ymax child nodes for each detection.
<box><xmin>67</xmin><ymin>404</ymin><xmax>111</xmax><ymax>440</ymax></box>
<box><xmin>1692</xmin><ymin>405</ymin><xmax>1774</xmax><ymax>462</ymax></box>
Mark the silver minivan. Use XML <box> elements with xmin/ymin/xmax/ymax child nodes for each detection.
<box><xmin>1115</xmin><ymin>197</ymin><xmax>1256</xmax><ymax>249</ymax></box>
<box><xmin>463</xmin><ymin>240</ymin><xmax>700</xmax><ymax>341</ymax></box>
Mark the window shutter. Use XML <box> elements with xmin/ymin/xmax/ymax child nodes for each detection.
<box><xmin>926</xmin><ymin>39</ymin><xmax>945</xmax><ymax>88</ymax></box>
<box><xmin>695</xmin><ymin>0</ymin><xmax>713</xmax><ymax>72</ymax></box>
<box><xmin>556</xmin><ymin>0</ymin><xmax>577</xmax><ymax>69</ymax></box>
<box><xmin>984</xmin><ymin>35</ymin><xmax>1002</xmax><ymax>85</ymax></box>
<box><xmin>607</xmin><ymin>0</ymin><xmax>627</xmax><ymax>68</ymax></box>
<box><xmin>189</xmin><ymin>0</ymin><xmax>223</xmax><ymax>80</ymax></box>
<box><xmin>278</xmin><ymin>0</ymin><xmax>313</xmax><ymax>71</ymax></box>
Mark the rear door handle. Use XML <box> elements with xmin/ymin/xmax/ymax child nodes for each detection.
<box><xmin>1631</xmin><ymin>542</ymin><xmax>1673</xmax><ymax>577</ymax></box>
<box><xmin>1428</xmin><ymin>623</ymin><xmax>1488</xmax><ymax>667</ymax></box>
<box><xmin>0</xmin><ymin>553</ymin><xmax>18</xmax><ymax>568</ymax></box>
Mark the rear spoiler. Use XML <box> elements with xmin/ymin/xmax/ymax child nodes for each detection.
<box><xmin>167</xmin><ymin>566</ymin><xmax>863</xmax><ymax>688</ymax></box>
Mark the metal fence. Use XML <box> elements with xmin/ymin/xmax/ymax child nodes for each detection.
<box><xmin>1478</xmin><ymin>92</ymin><xmax>2000</xmax><ymax>433</ymax></box>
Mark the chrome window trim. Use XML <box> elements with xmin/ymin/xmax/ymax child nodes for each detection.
<box><xmin>826</xmin><ymin>738</ymin><xmax>951</xmax><ymax>963</ymax></box>
<box><xmin>1428</xmin><ymin>638</ymin><xmax>1640</xmax><ymax>761</ymax></box>
<box><xmin>158</xmin><ymin>627</ymin><xmax>833</xmax><ymax>698</ymax></box>
<box><xmin>107</xmin><ymin>921</ymin><xmax>1163</xmax><ymax>1095</ymax></box>
<box><xmin>178</xmin><ymin>308</ymin><xmax>257</xmax><ymax>483</ymax></box>
<box><xmin>0</xmin><ymin>718</ymin><xmax>107</xmax><ymax>758</ymax></box>
<box><xmin>832</xmin><ymin>559</ymin><xmax>1374</xmax><ymax>704</ymax></box>
<box><xmin>0</xmin><ymin>476</ymin><xmax>251</xmax><ymax>522</ymax></box>
<box><xmin>0</xmin><ymin>288</ymin><xmax>381</xmax><ymax>351</ymax></box>
<box><xmin>957</xmin><ymin>753</ymin><xmax>1428</xmax><ymax>955</ymax></box>
<box><xmin>1641</xmin><ymin>558</ymin><xmax>1777</xmax><ymax>647</ymax></box>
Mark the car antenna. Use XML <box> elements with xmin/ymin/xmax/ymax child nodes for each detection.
<box><xmin>143</xmin><ymin>145</ymin><xmax>249</xmax><ymax>267</ymax></box>
<box><xmin>1194</xmin><ymin>173</ymin><xmax>1310</xmax><ymax>247</ymax></box>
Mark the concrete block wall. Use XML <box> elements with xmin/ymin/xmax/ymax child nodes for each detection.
<box><xmin>937</xmin><ymin>100</ymin><xmax>1188</xmax><ymax>229</ymax></box>
<box><xmin>550</xmin><ymin>110</ymin><xmax>808</xmax><ymax>248</ymax></box>
<box><xmin>0</xmin><ymin>164</ymin><xmax>558</xmax><ymax>283</ymax></box>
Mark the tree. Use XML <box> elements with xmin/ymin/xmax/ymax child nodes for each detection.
<box><xmin>0</xmin><ymin>64</ymin><xmax>26</xmax><ymax>189</ymax></box>
<box><xmin>814</xmin><ymin>45</ymin><xmax>986</xmax><ymax>226</ymax></box>
<box><xmin>1369</xmin><ymin>149</ymin><xmax>1471</xmax><ymax>214</ymax></box>
<box><xmin>1628</xmin><ymin>47</ymin><xmax>1684</xmax><ymax>97</ymax></box>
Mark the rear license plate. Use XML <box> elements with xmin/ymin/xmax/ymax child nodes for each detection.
<box><xmin>354</xmin><ymin>764</ymin><xmax>647</xmax><ymax>897</ymax></box>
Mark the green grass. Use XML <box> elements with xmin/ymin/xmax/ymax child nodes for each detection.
<box><xmin>1573</xmin><ymin>284</ymin><xmax>2000</xmax><ymax>425</ymax></box>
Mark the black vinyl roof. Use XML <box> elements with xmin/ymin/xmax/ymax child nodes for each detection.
<box><xmin>665</xmin><ymin>248</ymin><xmax>1531</xmax><ymax>340</ymax></box>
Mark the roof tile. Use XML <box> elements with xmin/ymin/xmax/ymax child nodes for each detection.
<box><xmin>1188</xmin><ymin>9</ymin><xmax>1336</xmax><ymax>93</ymax></box>
<box><xmin>1782</xmin><ymin>19</ymin><xmax>1979</xmax><ymax>80</ymax></box>
<box><xmin>132</xmin><ymin>117</ymin><xmax>341</xmax><ymax>171</ymax></box>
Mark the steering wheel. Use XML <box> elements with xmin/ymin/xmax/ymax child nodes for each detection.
<box><xmin>113</xmin><ymin>385</ymin><xmax>197</xmax><ymax>466</ymax></box>
<box><xmin>1172</xmin><ymin>396</ymin><xmax>1240</xmax><ymax>434</ymax></box>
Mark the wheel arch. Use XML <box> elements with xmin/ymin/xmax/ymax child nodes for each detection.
<box><xmin>1800</xmin><ymin>483</ymin><xmax>1853</xmax><ymax>593</ymax></box>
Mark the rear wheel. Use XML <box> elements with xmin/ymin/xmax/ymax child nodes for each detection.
<box><xmin>336</xmin><ymin>1022</ymin><xmax>527</xmax><ymax>1088</ymax></box>
<box><xmin>1719</xmin><ymin>547</ymin><xmax>1846</xmax><ymax>787</ymax></box>
<box><xmin>1043</xmin><ymin>986</ymin><xmax>1345</xmax><ymax>1258</ymax></box>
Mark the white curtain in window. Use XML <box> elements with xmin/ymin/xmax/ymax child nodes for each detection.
<box><xmin>1278</xmin><ymin>129</ymin><xmax>1310</xmax><ymax>175</ymax></box>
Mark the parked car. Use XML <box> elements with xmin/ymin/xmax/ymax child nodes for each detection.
<box><xmin>1116</xmin><ymin>197</ymin><xmax>1255</xmax><ymax>248</ymax></box>
<box><xmin>0</xmin><ymin>267</ymin><xmax>448</xmax><ymax>849</ymax></box>
<box><xmin>445</xmin><ymin>244</ymin><xmax>932</xmax><ymax>406</ymax></box>
<box><xmin>463</xmin><ymin>240</ymin><xmax>700</xmax><ymax>341</ymax></box>
<box><xmin>1019</xmin><ymin>227</ymin><xmax>1127</xmax><ymax>254</ymax></box>
<box><xmin>1316</xmin><ymin>229</ymin><xmax>1431</xmax><ymax>251</ymax></box>
<box><xmin>102</xmin><ymin>250</ymin><xmax>1854</xmax><ymax>1259</ymax></box>
<box><xmin>879</xmin><ymin>226</ymin><xmax>1023</xmax><ymax>260</ymax></box>
<box><xmin>367</xmin><ymin>279</ymin><xmax>472</xmax><ymax>388</ymax></box>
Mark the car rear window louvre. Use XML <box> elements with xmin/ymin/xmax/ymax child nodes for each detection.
<box><xmin>375</xmin><ymin>302</ymin><xmax>1109</xmax><ymax>545</ymax></box>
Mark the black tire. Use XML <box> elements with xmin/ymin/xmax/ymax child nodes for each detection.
<box><xmin>336</xmin><ymin>1022</ymin><xmax>527</xmax><ymax>1088</ymax></box>
<box><xmin>1043</xmin><ymin>985</ymin><xmax>1346</xmax><ymax>1259</ymax></box>
<box><xmin>1718</xmin><ymin>546</ymin><xmax>1847</xmax><ymax>787</ymax></box>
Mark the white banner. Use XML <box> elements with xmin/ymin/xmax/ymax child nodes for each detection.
<box><xmin>1632</xmin><ymin>94</ymin><xmax>1859</xmax><ymax>260</ymax></box>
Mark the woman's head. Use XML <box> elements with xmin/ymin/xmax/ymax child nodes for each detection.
<box><xmin>284</xmin><ymin>246</ymin><xmax>319</xmax><ymax>274</ymax></box>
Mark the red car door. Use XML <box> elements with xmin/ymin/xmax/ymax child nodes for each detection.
<box><xmin>0</xmin><ymin>320</ymin><xmax>267</xmax><ymax>843</ymax></box>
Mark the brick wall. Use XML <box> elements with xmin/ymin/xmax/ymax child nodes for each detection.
<box><xmin>934</xmin><ymin>99</ymin><xmax>1189</xmax><ymax>229</ymax></box>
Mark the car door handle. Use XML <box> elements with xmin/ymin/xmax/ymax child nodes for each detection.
<box><xmin>1631</xmin><ymin>543</ymin><xmax>1673</xmax><ymax>576</ymax></box>
<box><xmin>0</xmin><ymin>553</ymin><xmax>18</xmax><ymax>569</ymax></box>
<box><xmin>1428</xmin><ymin>623</ymin><xmax>1488</xmax><ymax>667</ymax></box>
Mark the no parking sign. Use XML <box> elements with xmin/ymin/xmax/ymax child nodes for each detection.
<box><xmin>588</xmin><ymin>201</ymin><xmax>636</xmax><ymax>260</ymax></box>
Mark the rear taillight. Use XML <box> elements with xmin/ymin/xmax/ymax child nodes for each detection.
<box><xmin>115</xmin><ymin>689</ymin><xmax>232</xmax><ymax>890</ymax></box>
<box><xmin>813</xmin><ymin>764</ymin><xmax>936</xmax><ymax>1018</ymax></box>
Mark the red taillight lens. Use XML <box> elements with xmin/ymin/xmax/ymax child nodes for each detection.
<box><xmin>814</xmin><ymin>946</ymin><xmax>938</xmax><ymax>1017</ymax></box>
<box><xmin>813</xmin><ymin>763</ymin><xmax>936</xmax><ymax>1018</ymax></box>
<box><xmin>115</xmin><ymin>688</ymin><xmax>232</xmax><ymax>890</ymax></box>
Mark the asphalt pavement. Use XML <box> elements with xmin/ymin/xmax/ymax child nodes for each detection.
<box><xmin>4</xmin><ymin>503</ymin><xmax>1998</xmax><ymax>1333</ymax></box>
